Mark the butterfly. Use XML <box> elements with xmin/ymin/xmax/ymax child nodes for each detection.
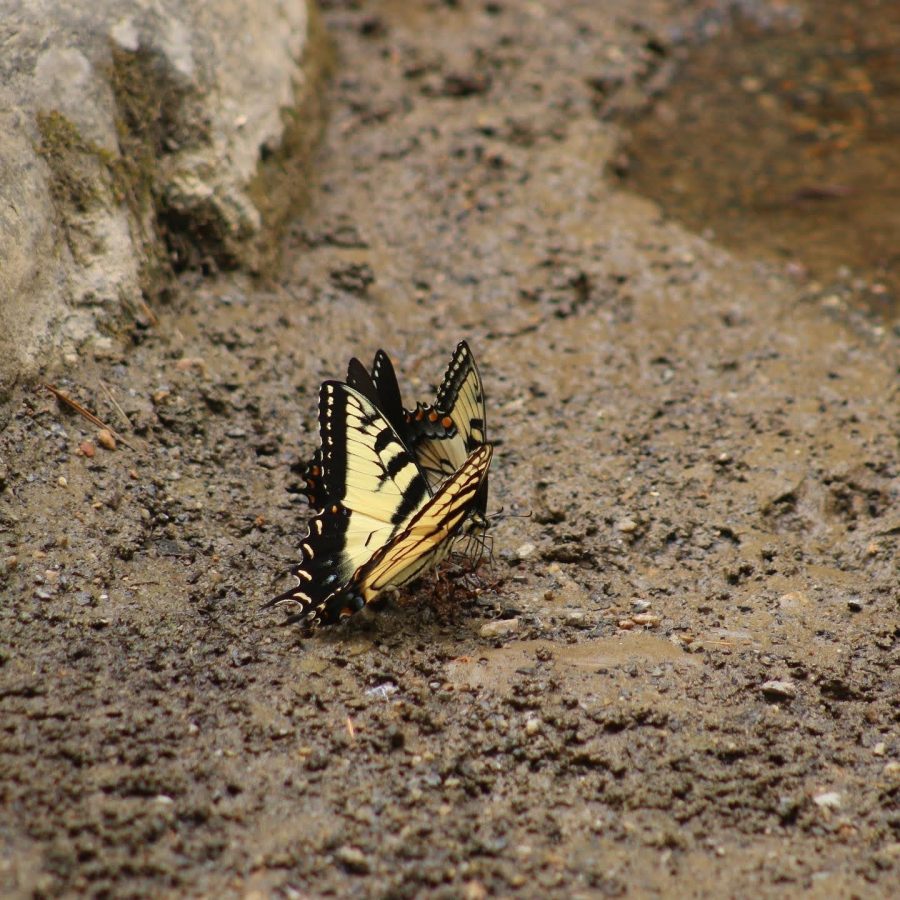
<box><xmin>302</xmin><ymin>341</ymin><xmax>489</xmax><ymax>520</ymax></box>
<box><xmin>267</xmin><ymin>373</ymin><xmax>493</xmax><ymax>628</ymax></box>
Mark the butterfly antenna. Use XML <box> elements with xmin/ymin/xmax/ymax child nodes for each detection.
<box><xmin>486</xmin><ymin>506</ymin><xmax>532</xmax><ymax>525</ymax></box>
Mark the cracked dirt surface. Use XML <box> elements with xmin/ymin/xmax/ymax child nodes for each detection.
<box><xmin>1</xmin><ymin>1</ymin><xmax>898</xmax><ymax>897</ymax></box>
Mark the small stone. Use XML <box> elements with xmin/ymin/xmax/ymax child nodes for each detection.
<box><xmin>873</xmin><ymin>742</ymin><xmax>886</xmax><ymax>756</ymax></box>
<box><xmin>365</xmin><ymin>683</ymin><xmax>398</xmax><ymax>700</ymax></box>
<box><xmin>463</xmin><ymin>881</ymin><xmax>487</xmax><ymax>900</ymax></box>
<box><xmin>335</xmin><ymin>846</ymin><xmax>370</xmax><ymax>874</ymax></box>
<box><xmin>97</xmin><ymin>429</ymin><xmax>117</xmax><ymax>450</ymax></box>
<box><xmin>79</xmin><ymin>441</ymin><xmax>96</xmax><ymax>458</ymax></box>
<box><xmin>632</xmin><ymin>599</ymin><xmax>651</xmax><ymax>613</ymax></box>
<box><xmin>516</xmin><ymin>542</ymin><xmax>536</xmax><ymax>560</ymax></box>
<box><xmin>813</xmin><ymin>791</ymin><xmax>842</xmax><ymax>809</ymax></box>
<box><xmin>175</xmin><ymin>356</ymin><xmax>206</xmax><ymax>372</ymax></box>
<box><xmin>57</xmin><ymin>476</ymin><xmax>68</xmax><ymax>488</ymax></box>
<box><xmin>563</xmin><ymin>610</ymin><xmax>590</xmax><ymax>628</ymax></box>
<box><xmin>524</xmin><ymin>717</ymin><xmax>541</xmax><ymax>736</ymax></box>
<box><xmin>616</xmin><ymin>518</ymin><xmax>637</xmax><ymax>533</ymax></box>
<box><xmin>778</xmin><ymin>591</ymin><xmax>810</xmax><ymax>610</ymax></box>
<box><xmin>632</xmin><ymin>613</ymin><xmax>661</xmax><ymax>627</ymax></box>
<box><xmin>847</xmin><ymin>599</ymin><xmax>863</xmax><ymax>612</ymax></box>
<box><xmin>479</xmin><ymin>618</ymin><xmax>520</xmax><ymax>638</ymax></box>
<box><xmin>866</xmin><ymin>541</ymin><xmax>879</xmax><ymax>556</ymax></box>
<box><xmin>761</xmin><ymin>680</ymin><xmax>797</xmax><ymax>701</ymax></box>
<box><xmin>884</xmin><ymin>761</ymin><xmax>900</xmax><ymax>780</ymax></box>
<box><xmin>617</xmin><ymin>618</ymin><xmax>636</xmax><ymax>630</ymax></box>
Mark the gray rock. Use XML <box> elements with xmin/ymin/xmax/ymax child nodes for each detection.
<box><xmin>760</xmin><ymin>680</ymin><xmax>797</xmax><ymax>701</ymax></box>
<box><xmin>0</xmin><ymin>0</ymin><xmax>315</xmax><ymax>397</ymax></box>
<box><xmin>480</xmin><ymin>618</ymin><xmax>521</xmax><ymax>638</ymax></box>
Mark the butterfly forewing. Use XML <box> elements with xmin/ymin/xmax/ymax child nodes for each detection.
<box><xmin>267</xmin><ymin>382</ymin><xmax>432</xmax><ymax>624</ymax></box>
<box><xmin>410</xmin><ymin>341</ymin><xmax>488</xmax><ymax>507</ymax></box>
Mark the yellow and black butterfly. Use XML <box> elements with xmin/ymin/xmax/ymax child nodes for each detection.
<box><xmin>302</xmin><ymin>341</ymin><xmax>489</xmax><ymax>518</ymax></box>
<box><xmin>267</xmin><ymin>373</ymin><xmax>493</xmax><ymax>628</ymax></box>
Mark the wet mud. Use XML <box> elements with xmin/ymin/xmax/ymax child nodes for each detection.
<box><xmin>2</xmin><ymin>1</ymin><xmax>898</xmax><ymax>897</ymax></box>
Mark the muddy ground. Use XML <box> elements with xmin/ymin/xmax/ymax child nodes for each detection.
<box><xmin>1</xmin><ymin>1</ymin><xmax>898</xmax><ymax>897</ymax></box>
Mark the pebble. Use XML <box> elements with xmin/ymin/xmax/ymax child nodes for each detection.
<box><xmin>778</xmin><ymin>591</ymin><xmax>810</xmax><ymax>611</ymax></box>
<box><xmin>884</xmin><ymin>762</ymin><xmax>900</xmax><ymax>780</ymax></box>
<box><xmin>97</xmin><ymin>429</ymin><xmax>117</xmax><ymax>450</ymax></box>
<box><xmin>479</xmin><ymin>618</ymin><xmax>520</xmax><ymax>638</ymax></box>
<box><xmin>563</xmin><ymin>610</ymin><xmax>590</xmax><ymax>628</ymax></box>
<box><xmin>872</xmin><ymin>742</ymin><xmax>886</xmax><ymax>756</ymax></box>
<box><xmin>632</xmin><ymin>599</ymin><xmax>651</xmax><ymax>613</ymax></box>
<box><xmin>57</xmin><ymin>476</ymin><xmax>68</xmax><ymax>488</ymax></box>
<box><xmin>813</xmin><ymin>791</ymin><xmax>842</xmax><ymax>810</ymax></box>
<box><xmin>632</xmin><ymin>613</ymin><xmax>661</xmax><ymax>627</ymax></box>
<box><xmin>760</xmin><ymin>680</ymin><xmax>797</xmax><ymax>701</ymax></box>
<box><xmin>525</xmin><ymin>717</ymin><xmax>541</xmax><ymax>736</ymax></box>
<box><xmin>335</xmin><ymin>846</ymin><xmax>370</xmax><ymax>874</ymax></box>
<box><xmin>516</xmin><ymin>542</ymin><xmax>536</xmax><ymax>560</ymax></box>
<box><xmin>463</xmin><ymin>881</ymin><xmax>487</xmax><ymax>900</ymax></box>
<box><xmin>365</xmin><ymin>683</ymin><xmax>398</xmax><ymax>700</ymax></box>
<box><xmin>175</xmin><ymin>357</ymin><xmax>206</xmax><ymax>372</ymax></box>
<box><xmin>616</xmin><ymin>518</ymin><xmax>638</xmax><ymax>533</ymax></box>
<box><xmin>617</xmin><ymin>618</ymin><xmax>635</xmax><ymax>630</ymax></box>
<box><xmin>79</xmin><ymin>441</ymin><xmax>95</xmax><ymax>458</ymax></box>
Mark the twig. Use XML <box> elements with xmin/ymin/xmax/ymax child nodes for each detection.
<box><xmin>138</xmin><ymin>299</ymin><xmax>159</xmax><ymax>327</ymax></box>
<box><xmin>98</xmin><ymin>379</ymin><xmax>134</xmax><ymax>431</ymax></box>
<box><xmin>41</xmin><ymin>382</ymin><xmax>137</xmax><ymax>451</ymax></box>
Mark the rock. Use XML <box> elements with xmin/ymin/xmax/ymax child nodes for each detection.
<box><xmin>760</xmin><ymin>680</ymin><xmax>797</xmax><ymax>701</ymax></box>
<box><xmin>479</xmin><ymin>618</ymin><xmax>520</xmax><ymax>638</ymax></box>
<box><xmin>335</xmin><ymin>846</ymin><xmax>371</xmax><ymax>875</ymax></box>
<box><xmin>0</xmin><ymin>0</ymin><xmax>317</xmax><ymax>398</ymax></box>
<box><xmin>812</xmin><ymin>791</ymin><xmax>842</xmax><ymax>810</ymax></box>
<box><xmin>516</xmin><ymin>542</ymin><xmax>536</xmax><ymax>560</ymax></box>
<box><xmin>563</xmin><ymin>610</ymin><xmax>591</xmax><ymax>628</ymax></box>
<box><xmin>96</xmin><ymin>429</ymin><xmax>117</xmax><ymax>450</ymax></box>
<box><xmin>616</xmin><ymin>518</ymin><xmax>638</xmax><ymax>533</ymax></box>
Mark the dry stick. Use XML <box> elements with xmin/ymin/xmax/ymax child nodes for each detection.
<box><xmin>41</xmin><ymin>382</ymin><xmax>137</xmax><ymax>451</ymax></box>
<box><xmin>98</xmin><ymin>379</ymin><xmax>134</xmax><ymax>432</ymax></box>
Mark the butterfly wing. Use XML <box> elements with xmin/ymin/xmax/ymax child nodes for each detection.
<box><xmin>409</xmin><ymin>341</ymin><xmax>488</xmax><ymax>515</ymax></box>
<box><xmin>317</xmin><ymin>442</ymin><xmax>493</xmax><ymax>626</ymax></box>
<box><xmin>303</xmin><ymin>351</ymin><xmax>429</xmax><ymax>510</ymax></box>
<box><xmin>268</xmin><ymin>381</ymin><xmax>432</xmax><ymax>624</ymax></box>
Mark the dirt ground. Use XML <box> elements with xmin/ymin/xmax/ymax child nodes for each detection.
<box><xmin>2</xmin><ymin>1</ymin><xmax>898</xmax><ymax>897</ymax></box>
